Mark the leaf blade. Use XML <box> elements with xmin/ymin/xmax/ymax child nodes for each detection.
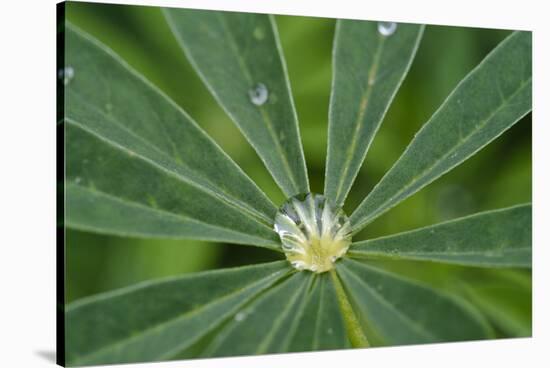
<box><xmin>349</xmin><ymin>204</ymin><xmax>532</xmax><ymax>268</ymax></box>
<box><xmin>325</xmin><ymin>20</ymin><xmax>424</xmax><ymax>206</ymax></box>
<box><xmin>351</xmin><ymin>31</ymin><xmax>532</xmax><ymax>231</ymax></box>
<box><xmin>288</xmin><ymin>274</ymin><xmax>351</xmax><ymax>352</ymax></box>
<box><xmin>64</xmin><ymin>23</ymin><xmax>279</xmax><ymax>248</ymax></box>
<box><xmin>337</xmin><ymin>259</ymin><xmax>492</xmax><ymax>345</ymax></box>
<box><xmin>163</xmin><ymin>9</ymin><xmax>310</xmax><ymax>197</ymax></box>
<box><xmin>202</xmin><ymin>273</ymin><xmax>349</xmax><ymax>357</ymax></box>
<box><xmin>66</xmin><ymin>183</ymin><xmax>278</xmax><ymax>248</ymax></box>
<box><xmin>458</xmin><ymin>269</ymin><xmax>532</xmax><ymax>336</ymax></box>
<box><xmin>65</xmin><ymin>261</ymin><xmax>290</xmax><ymax>366</ymax></box>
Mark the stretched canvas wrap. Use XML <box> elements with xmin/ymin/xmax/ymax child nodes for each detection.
<box><xmin>57</xmin><ymin>1</ymin><xmax>532</xmax><ymax>366</ymax></box>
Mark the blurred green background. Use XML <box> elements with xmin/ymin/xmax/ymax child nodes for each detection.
<box><xmin>64</xmin><ymin>0</ymin><xmax>531</xmax><ymax>333</ymax></box>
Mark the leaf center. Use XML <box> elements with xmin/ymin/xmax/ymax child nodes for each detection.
<box><xmin>274</xmin><ymin>193</ymin><xmax>352</xmax><ymax>273</ymax></box>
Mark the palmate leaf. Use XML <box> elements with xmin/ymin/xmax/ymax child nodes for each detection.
<box><xmin>65</xmin><ymin>264</ymin><xmax>353</xmax><ymax>366</ymax></box>
<box><xmin>348</xmin><ymin>204</ymin><xmax>531</xmax><ymax>267</ymax></box>
<box><xmin>351</xmin><ymin>31</ymin><xmax>532</xmax><ymax>231</ymax></box>
<box><xmin>336</xmin><ymin>259</ymin><xmax>493</xmax><ymax>346</ymax></box>
<box><xmin>325</xmin><ymin>20</ymin><xmax>424</xmax><ymax>206</ymax></box>
<box><xmin>202</xmin><ymin>272</ymin><xmax>349</xmax><ymax>357</ymax></box>
<box><xmin>163</xmin><ymin>8</ymin><xmax>310</xmax><ymax>197</ymax></box>
<box><xmin>63</xmin><ymin>7</ymin><xmax>532</xmax><ymax>367</ymax></box>
<box><xmin>64</xmin><ymin>23</ymin><xmax>281</xmax><ymax>249</ymax></box>
<box><xmin>65</xmin><ymin>261</ymin><xmax>290</xmax><ymax>366</ymax></box>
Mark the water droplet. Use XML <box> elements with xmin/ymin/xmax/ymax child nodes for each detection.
<box><xmin>234</xmin><ymin>312</ymin><xmax>247</xmax><ymax>322</ymax></box>
<box><xmin>327</xmin><ymin>328</ymin><xmax>334</xmax><ymax>335</ymax></box>
<box><xmin>74</xmin><ymin>177</ymin><xmax>82</xmax><ymax>184</ymax></box>
<box><xmin>378</xmin><ymin>22</ymin><xmax>397</xmax><ymax>36</ymax></box>
<box><xmin>253</xmin><ymin>27</ymin><xmax>265</xmax><ymax>40</ymax></box>
<box><xmin>58</xmin><ymin>66</ymin><xmax>75</xmax><ymax>85</ymax></box>
<box><xmin>248</xmin><ymin>83</ymin><xmax>269</xmax><ymax>106</ymax></box>
<box><xmin>274</xmin><ymin>193</ymin><xmax>352</xmax><ymax>273</ymax></box>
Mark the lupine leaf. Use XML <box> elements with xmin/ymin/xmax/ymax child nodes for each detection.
<box><xmin>65</xmin><ymin>261</ymin><xmax>289</xmax><ymax>366</ymax></box>
<box><xmin>351</xmin><ymin>31</ymin><xmax>532</xmax><ymax>232</ymax></box>
<box><xmin>458</xmin><ymin>269</ymin><xmax>532</xmax><ymax>336</ymax></box>
<box><xmin>202</xmin><ymin>272</ymin><xmax>349</xmax><ymax>357</ymax></box>
<box><xmin>64</xmin><ymin>23</ymin><xmax>280</xmax><ymax>249</ymax></box>
<box><xmin>325</xmin><ymin>20</ymin><xmax>424</xmax><ymax>206</ymax></box>
<box><xmin>163</xmin><ymin>8</ymin><xmax>310</xmax><ymax>197</ymax></box>
<box><xmin>349</xmin><ymin>204</ymin><xmax>531</xmax><ymax>268</ymax></box>
<box><xmin>337</xmin><ymin>259</ymin><xmax>493</xmax><ymax>345</ymax></box>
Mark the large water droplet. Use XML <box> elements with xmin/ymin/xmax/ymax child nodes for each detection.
<box><xmin>248</xmin><ymin>83</ymin><xmax>269</xmax><ymax>106</ymax></box>
<box><xmin>274</xmin><ymin>193</ymin><xmax>352</xmax><ymax>273</ymax></box>
<box><xmin>58</xmin><ymin>66</ymin><xmax>75</xmax><ymax>85</ymax></box>
<box><xmin>377</xmin><ymin>22</ymin><xmax>397</xmax><ymax>36</ymax></box>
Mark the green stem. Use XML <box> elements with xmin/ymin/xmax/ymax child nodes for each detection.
<box><xmin>330</xmin><ymin>269</ymin><xmax>370</xmax><ymax>348</ymax></box>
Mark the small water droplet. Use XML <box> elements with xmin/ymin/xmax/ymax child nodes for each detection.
<box><xmin>234</xmin><ymin>312</ymin><xmax>247</xmax><ymax>322</ymax></box>
<box><xmin>253</xmin><ymin>27</ymin><xmax>265</xmax><ymax>40</ymax></box>
<box><xmin>368</xmin><ymin>76</ymin><xmax>376</xmax><ymax>86</ymax></box>
<box><xmin>58</xmin><ymin>66</ymin><xmax>75</xmax><ymax>85</ymax></box>
<box><xmin>378</xmin><ymin>22</ymin><xmax>397</xmax><ymax>37</ymax></box>
<box><xmin>74</xmin><ymin>176</ymin><xmax>82</xmax><ymax>184</ymax></box>
<box><xmin>248</xmin><ymin>83</ymin><xmax>269</xmax><ymax>106</ymax></box>
<box><xmin>327</xmin><ymin>328</ymin><xmax>333</xmax><ymax>335</ymax></box>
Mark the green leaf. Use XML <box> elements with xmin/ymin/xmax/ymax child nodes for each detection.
<box><xmin>348</xmin><ymin>204</ymin><xmax>531</xmax><ymax>268</ymax></box>
<box><xmin>65</xmin><ymin>261</ymin><xmax>289</xmax><ymax>366</ymax></box>
<box><xmin>163</xmin><ymin>9</ymin><xmax>310</xmax><ymax>197</ymax></box>
<box><xmin>330</xmin><ymin>269</ymin><xmax>369</xmax><ymax>347</ymax></box>
<box><xmin>337</xmin><ymin>259</ymin><xmax>493</xmax><ymax>345</ymax></box>
<box><xmin>458</xmin><ymin>269</ymin><xmax>532</xmax><ymax>337</ymax></box>
<box><xmin>324</xmin><ymin>20</ymin><xmax>424</xmax><ymax>206</ymax></box>
<box><xmin>351</xmin><ymin>31</ymin><xmax>532</xmax><ymax>231</ymax></box>
<box><xmin>288</xmin><ymin>274</ymin><xmax>351</xmax><ymax>352</ymax></box>
<box><xmin>202</xmin><ymin>272</ymin><xmax>349</xmax><ymax>357</ymax></box>
<box><xmin>64</xmin><ymin>23</ymin><xmax>280</xmax><ymax>249</ymax></box>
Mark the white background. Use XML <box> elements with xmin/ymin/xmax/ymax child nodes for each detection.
<box><xmin>1</xmin><ymin>0</ymin><xmax>548</xmax><ymax>367</ymax></box>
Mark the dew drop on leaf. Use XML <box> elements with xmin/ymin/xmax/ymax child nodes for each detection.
<box><xmin>377</xmin><ymin>22</ymin><xmax>397</xmax><ymax>36</ymax></box>
<box><xmin>234</xmin><ymin>312</ymin><xmax>247</xmax><ymax>322</ymax></box>
<box><xmin>274</xmin><ymin>193</ymin><xmax>352</xmax><ymax>273</ymax></box>
<box><xmin>253</xmin><ymin>26</ymin><xmax>265</xmax><ymax>40</ymax></box>
<box><xmin>248</xmin><ymin>83</ymin><xmax>269</xmax><ymax>106</ymax></box>
<box><xmin>58</xmin><ymin>66</ymin><xmax>75</xmax><ymax>85</ymax></box>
